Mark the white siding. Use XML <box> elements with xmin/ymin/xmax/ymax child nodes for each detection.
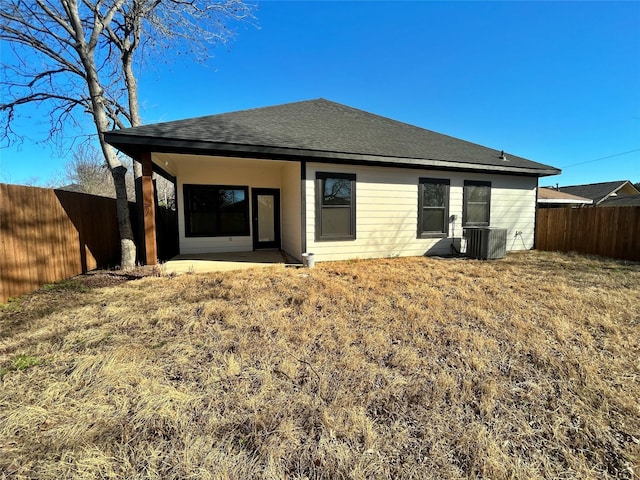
<box><xmin>490</xmin><ymin>175</ymin><xmax>537</xmax><ymax>252</ymax></box>
<box><xmin>153</xmin><ymin>153</ymin><xmax>302</xmax><ymax>257</ymax></box>
<box><xmin>305</xmin><ymin>163</ymin><xmax>537</xmax><ymax>262</ymax></box>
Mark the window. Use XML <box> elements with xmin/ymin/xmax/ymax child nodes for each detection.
<box><xmin>183</xmin><ymin>184</ymin><xmax>249</xmax><ymax>237</ymax></box>
<box><xmin>316</xmin><ymin>172</ymin><xmax>356</xmax><ymax>240</ymax></box>
<box><xmin>418</xmin><ymin>178</ymin><xmax>450</xmax><ymax>237</ymax></box>
<box><xmin>463</xmin><ymin>180</ymin><xmax>491</xmax><ymax>226</ymax></box>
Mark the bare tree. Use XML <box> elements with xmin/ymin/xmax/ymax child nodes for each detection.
<box><xmin>63</xmin><ymin>143</ymin><xmax>175</xmax><ymax>211</ymax></box>
<box><xmin>1</xmin><ymin>0</ymin><xmax>254</xmax><ymax>267</ymax></box>
<box><xmin>154</xmin><ymin>175</ymin><xmax>176</xmax><ymax>210</ymax></box>
<box><xmin>63</xmin><ymin>143</ymin><xmax>135</xmax><ymax>198</ymax></box>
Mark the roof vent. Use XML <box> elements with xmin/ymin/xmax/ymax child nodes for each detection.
<box><xmin>499</xmin><ymin>150</ymin><xmax>507</xmax><ymax>161</ymax></box>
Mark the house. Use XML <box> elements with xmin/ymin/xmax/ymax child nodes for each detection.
<box><xmin>556</xmin><ymin>180</ymin><xmax>640</xmax><ymax>206</ymax></box>
<box><xmin>598</xmin><ymin>194</ymin><xmax>640</xmax><ymax>207</ymax></box>
<box><xmin>104</xmin><ymin>99</ymin><xmax>560</xmax><ymax>265</ymax></box>
<box><xmin>536</xmin><ymin>187</ymin><xmax>592</xmax><ymax>208</ymax></box>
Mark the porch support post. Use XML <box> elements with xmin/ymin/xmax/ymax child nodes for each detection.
<box><xmin>140</xmin><ymin>152</ymin><xmax>157</xmax><ymax>265</ymax></box>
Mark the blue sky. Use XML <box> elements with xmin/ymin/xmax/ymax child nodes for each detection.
<box><xmin>1</xmin><ymin>1</ymin><xmax>639</xmax><ymax>187</ymax></box>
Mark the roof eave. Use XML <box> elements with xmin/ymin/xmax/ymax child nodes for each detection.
<box><xmin>104</xmin><ymin>133</ymin><xmax>561</xmax><ymax>177</ymax></box>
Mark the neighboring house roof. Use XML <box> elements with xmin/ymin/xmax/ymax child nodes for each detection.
<box><xmin>598</xmin><ymin>194</ymin><xmax>640</xmax><ymax>207</ymax></box>
<box><xmin>557</xmin><ymin>180</ymin><xmax>640</xmax><ymax>205</ymax></box>
<box><xmin>105</xmin><ymin>99</ymin><xmax>560</xmax><ymax>177</ymax></box>
<box><xmin>56</xmin><ymin>183</ymin><xmax>88</xmax><ymax>194</ymax></box>
<box><xmin>537</xmin><ymin>187</ymin><xmax>592</xmax><ymax>205</ymax></box>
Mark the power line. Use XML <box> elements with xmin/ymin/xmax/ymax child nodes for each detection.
<box><xmin>560</xmin><ymin>148</ymin><xmax>640</xmax><ymax>169</ymax></box>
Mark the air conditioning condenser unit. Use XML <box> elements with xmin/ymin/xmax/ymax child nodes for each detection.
<box><xmin>464</xmin><ymin>227</ymin><xmax>507</xmax><ymax>260</ymax></box>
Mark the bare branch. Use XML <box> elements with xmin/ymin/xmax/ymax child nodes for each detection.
<box><xmin>28</xmin><ymin>69</ymin><xmax>68</xmax><ymax>88</ymax></box>
<box><xmin>1</xmin><ymin>92</ymin><xmax>84</xmax><ymax>109</ymax></box>
<box><xmin>1</xmin><ymin>0</ymin><xmax>256</xmax><ymax>267</ymax></box>
<box><xmin>103</xmin><ymin>99</ymin><xmax>129</xmax><ymax>129</ymax></box>
<box><xmin>0</xmin><ymin>25</ymin><xmax>86</xmax><ymax>77</ymax></box>
<box><xmin>32</xmin><ymin>0</ymin><xmax>75</xmax><ymax>37</ymax></box>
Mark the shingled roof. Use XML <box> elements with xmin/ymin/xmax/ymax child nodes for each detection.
<box><xmin>599</xmin><ymin>194</ymin><xmax>640</xmax><ymax>207</ymax></box>
<box><xmin>537</xmin><ymin>187</ymin><xmax>592</xmax><ymax>204</ymax></box>
<box><xmin>105</xmin><ymin>99</ymin><xmax>560</xmax><ymax>176</ymax></box>
<box><xmin>557</xmin><ymin>180</ymin><xmax>639</xmax><ymax>205</ymax></box>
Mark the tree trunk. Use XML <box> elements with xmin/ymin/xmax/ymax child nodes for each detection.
<box><xmin>61</xmin><ymin>0</ymin><xmax>137</xmax><ymax>268</ymax></box>
<box><xmin>111</xmin><ymin>165</ymin><xmax>137</xmax><ymax>268</ymax></box>
<box><xmin>122</xmin><ymin>47</ymin><xmax>143</xmax><ymax>180</ymax></box>
<box><xmin>122</xmin><ymin>47</ymin><xmax>144</xmax><ymax>251</ymax></box>
<box><xmin>1</xmin><ymin>0</ymin><xmax>253</xmax><ymax>268</ymax></box>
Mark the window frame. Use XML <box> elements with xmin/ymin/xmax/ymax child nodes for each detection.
<box><xmin>463</xmin><ymin>180</ymin><xmax>491</xmax><ymax>227</ymax></box>
<box><xmin>183</xmin><ymin>184</ymin><xmax>250</xmax><ymax>237</ymax></box>
<box><xmin>418</xmin><ymin>178</ymin><xmax>450</xmax><ymax>238</ymax></box>
<box><xmin>315</xmin><ymin>172</ymin><xmax>356</xmax><ymax>241</ymax></box>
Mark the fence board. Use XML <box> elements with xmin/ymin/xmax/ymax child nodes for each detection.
<box><xmin>536</xmin><ymin>206</ymin><xmax>640</xmax><ymax>261</ymax></box>
<box><xmin>1</xmin><ymin>183</ymin><xmax>177</xmax><ymax>302</ymax></box>
<box><xmin>0</xmin><ymin>184</ymin><xmax>123</xmax><ymax>302</ymax></box>
<box><xmin>0</xmin><ymin>185</ymin><xmax>15</xmax><ymax>302</ymax></box>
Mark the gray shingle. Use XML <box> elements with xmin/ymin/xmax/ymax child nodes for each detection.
<box><xmin>105</xmin><ymin>99</ymin><xmax>559</xmax><ymax>175</ymax></box>
<box><xmin>557</xmin><ymin>181</ymin><xmax>633</xmax><ymax>204</ymax></box>
<box><xmin>599</xmin><ymin>194</ymin><xmax>640</xmax><ymax>207</ymax></box>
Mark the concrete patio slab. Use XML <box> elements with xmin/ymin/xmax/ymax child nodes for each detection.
<box><xmin>160</xmin><ymin>250</ymin><xmax>299</xmax><ymax>275</ymax></box>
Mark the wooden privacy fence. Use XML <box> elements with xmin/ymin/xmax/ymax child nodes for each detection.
<box><xmin>0</xmin><ymin>184</ymin><xmax>124</xmax><ymax>302</ymax></box>
<box><xmin>1</xmin><ymin>183</ymin><xmax>179</xmax><ymax>303</ymax></box>
<box><xmin>536</xmin><ymin>206</ymin><xmax>640</xmax><ymax>261</ymax></box>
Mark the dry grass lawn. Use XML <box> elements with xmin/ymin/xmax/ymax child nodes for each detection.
<box><xmin>1</xmin><ymin>251</ymin><xmax>639</xmax><ymax>479</ymax></box>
